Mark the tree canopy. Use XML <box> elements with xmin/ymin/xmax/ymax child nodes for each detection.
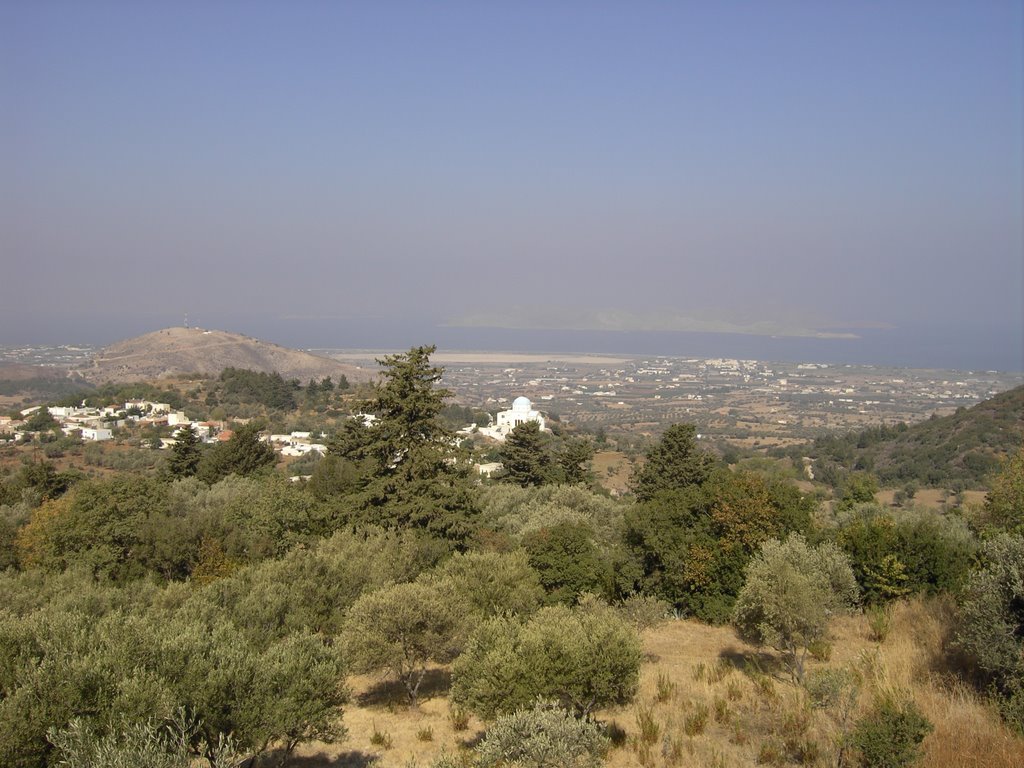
<box><xmin>732</xmin><ymin>534</ymin><xmax>859</xmax><ymax>682</ymax></box>
<box><xmin>332</xmin><ymin>346</ymin><xmax>478</xmax><ymax>543</ymax></box>
<box><xmin>451</xmin><ymin>602</ymin><xmax>641</xmax><ymax>719</ymax></box>
<box><xmin>501</xmin><ymin>421</ymin><xmax>554</xmax><ymax>487</ymax></box>
<box><xmin>630</xmin><ymin>423</ymin><xmax>714</xmax><ymax>502</ymax></box>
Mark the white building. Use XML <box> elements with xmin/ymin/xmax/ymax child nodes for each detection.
<box><xmin>475</xmin><ymin>462</ymin><xmax>503</xmax><ymax>477</ymax></box>
<box><xmin>477</xmin><ymin>396</ymin><xmax>547</xmax><ymax>442</ymax></box>
<box><xmin>81</xmin><ymin>427</ymin><xmax>113</xmax><ymax>441</ymax></box>
<box><xmin>496</xmin><ymin>396</ymin><xmax>545</xmax><ymax>433</ymax></box>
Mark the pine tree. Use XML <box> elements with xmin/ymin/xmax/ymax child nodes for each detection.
<box><xmin>196</xmin><ymin>422</ymin><xmax>275</xmax><ymax>484</ymax></box>
<box><xmin>630</xmin><ymin>423</ymin><xmax>714</xmax><ymax>502</ymax></box>
<box><xmin>344</xmin><ymin>346</ymin><xmax>477</xmax><ymax>542</ymax></box>
<box><xmin>559</xmin><ymin>437</ymin><xmax>595</xmax><ymax>486</ymax></box>
<box><xmin>501</xmin><ymin>422</ymin><xmax>553</xmax><ymax>487</ymax></box>
<box><xmin>166</xmin><ymin>424</ymin><xmax>202</xmax><ymax>479</ymax></box>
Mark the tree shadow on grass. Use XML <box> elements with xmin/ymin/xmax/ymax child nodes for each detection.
<box><xmin>356</xmin><ymin>668</ymin><xmax>452</xmax><ymax>708</ymax></box>
<box><xmin>718</xmin><ymin>646</ymin><xmax>783</xmax><ymax>678</ymax></box>
<box><xmin>457</xmin><ymin>729</ymin><xmax>487</xmax><ymax>751</ymax></box>
<box><xmin>273</xmin><ymin>750</ymin><xmax>380</xmax><ymax>767</ymax></box>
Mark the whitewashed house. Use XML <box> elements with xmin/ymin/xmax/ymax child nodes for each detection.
<box><xmin>81</xmin><ymin>427</ymin><xmax>113</xmax><ymax>441</ymax></box>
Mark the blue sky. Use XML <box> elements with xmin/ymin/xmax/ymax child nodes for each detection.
<box><xmin>2</xmin><ymin>2</ymin><xmax>1021</xmax><ymax>365</ymax></box>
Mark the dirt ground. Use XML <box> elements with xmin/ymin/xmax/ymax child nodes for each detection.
<box><xmin>592</xmin><ymin>451</ymin><xmax>635</xmax><ymax>496</ymax></box>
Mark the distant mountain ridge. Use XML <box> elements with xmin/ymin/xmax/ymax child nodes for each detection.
<box><xmin>805</xmin><ymin>384</ymin><xmax>1024</xmax><ymax>488</ymax></box>
<box><xmin>80</xmin><ymin>327</ymin><xmax>371</xmax><ymax>385</ymax></box>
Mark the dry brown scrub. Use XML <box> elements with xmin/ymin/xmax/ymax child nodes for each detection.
<box><xmin>288</xmin><ymin>598</ymin><xmax>1022</xmax><ymax>767</ymax></box>
<box><xmin>593</xmin><ymin>450</ymin><xmax>635</xmax><ymax>495</ymax></box>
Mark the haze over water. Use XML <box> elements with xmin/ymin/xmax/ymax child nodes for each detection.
<box><xmin>8</xmin><ymin>312</ymin><xmax>1019</xmax><ymax>374</ymax></box>
<box><xmin>3</xmin><ymin>4</ymin><xmax>1021</xmax><ymax>371</ymax></box>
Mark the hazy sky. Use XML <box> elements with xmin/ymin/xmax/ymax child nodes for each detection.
<box><xmin>2</xmin><ymin>2</ymin><xmax>1022</xmax><ymax>362</ymax></box>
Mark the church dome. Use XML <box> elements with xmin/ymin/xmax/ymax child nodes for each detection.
<box><xmin>512</xmin><ymin>396</ymin><xmax>532</xmax><ymax>411</ymax></box>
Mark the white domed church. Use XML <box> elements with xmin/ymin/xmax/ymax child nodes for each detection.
<box><xmin>495</xmin><ymin>396</ymin><xmax>546</xmax><ymax>434</ymax></box>
<box><xmin>475</xmin><ymin>396</ymin><xmax>547</xmax><ymax>442</ymax></box>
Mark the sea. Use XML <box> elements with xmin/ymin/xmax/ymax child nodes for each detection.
<box><xmin>4</xmin><ymin>313</ymin><xmax>1022</xmax><ymax>373</ymax></box>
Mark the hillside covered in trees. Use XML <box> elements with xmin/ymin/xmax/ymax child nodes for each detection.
<box><xmin>0</xmin><ymin>347</ymin><xmax>1022</xmax><ymax>768</ymax></box>
<box><xmin>790</xmin><ymin>384</ymin><xmax>1024</xmax><ymax>489</ymax></box>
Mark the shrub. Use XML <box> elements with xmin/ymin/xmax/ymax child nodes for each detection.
<box><xmin>956</xmin><ymin>533</ymin><xmax>1024</xmax><ymax>684</ymax></box>
<box><xmin>448</xmin><ymin>706</ymin><xmax>470</xmax><ymax>732</ymax></box>
<box><xmin>849</xmin><ymin>697</ymin><xmax>932</xmax><ymax>768</ymax></box>
<box><xmin>835</xmin><ymin>507</ymin><xmax>974</xmax><ymax>605</ymax></box>
<box><xmin>684</xmin><ymin>702</ymin><xmax>709</xmax><ymax>736</ymax></box>
<box><xmin>616</xmin><ymin>593</ymin><xmax>670</xmax><ymax>630</ymax></box>
<box><xmin>635</xmin><ymin>705</ymin><xmax>660</xmax><ymax>745</ymax></box>
<box><xmin>47</xmin><ymin>712</ymin><xmax>246</xmax><ymax>768</ymax></box>
<box><xmin>475</xmin><ymin>699</ymin><xmax>608</xmax><ymax>768</ymax></box>
<box><xmin>451</xmin><ymin>602</ymin><xmax>641</xmax><ymax>719</ymax></box>
<box><xmin>369</xmin><ymin>726</ymin><xmax>392</xmax><ymax>748</ymax></box>
<box><xmin>955</xmin><ymin>533</ymin><xmax>1024</xmax><ymax>730</ymax></box>
<box><xmin>867</xmin><ymin>605</ymin><xmax>891</xmax><ymax>643</ymax></box>
<box><xmin>654</xmin><ymin>672</ymin><xmax>675</xmax><ymax>703</ymax></box>
<box><xmin>523</xmin><ymin>522</ymin><xmax>608</xmax><ymax>604</ymax></box>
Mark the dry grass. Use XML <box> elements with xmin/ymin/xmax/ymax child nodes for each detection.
<box><xmin>285</xmin><ymin>597</ymin><xmax>1023</xmax><ymax>767</ymax></box>
<box><xmin>874</xmin><ymin>488</ymin><xmax>987</xmax><ymax>509</ymax></box>
<box><xmin>593</xmin><ymin>450</ymin><xmax>635</xmax><ymax>495</ymax></box>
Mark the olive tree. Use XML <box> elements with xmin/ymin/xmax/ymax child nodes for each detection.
<box><xmin>343</xmin><ymin>580</ymin><xmax>468</xmax><ymax>705</ymax></box>
<box><xmin>423</xmin><ymin>550</ymin><xmax>545</xmax><ymax>619</ymax></box>
<box><xmin>732</xmin><ymin>534</ymin><xmax>859</xmax><ymax>682</ymax></box>
<box><xmin>955</xmin><ymin>533</ymin><xmax>1024</xmax><ymax>729</ymax></box>
<box><xmin>451</xmin><ymin>601</ymin><xmax>641</xmax><ymax>719</ymax></box>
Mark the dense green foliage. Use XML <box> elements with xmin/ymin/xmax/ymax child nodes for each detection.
<box><xmin>195</xmin><ymin>422</ymin><xmax>276</xmax><ymax>485</ymax></box>
<box><xmin>622</xmin><ymin>468</ymin><xmax>814</xmax><ymax>622</ymax></box>
<box><xmin>423</xmin><ymin>550</ymin><xmax>545</xmax><ymax>619</ymax></box>
<box><xmin>955</xmin><ymin>533</ymin><xmax>1024</xmax><ymax>732</ymax></box>
<box><xmin>439</xmin><ymin>403</ymin><xmax>490</xmax><ymax>430</ymax></box>
<box><xmin>0</xmin><ymin>578</ymin><xmax>347</xmax><ymax>767</ymax></box>
<box><xmin>796</xmin><ymin>385</ymin><xmax>1023</xmax><ymax>488</ymax></box>
<box><xmin>451</xmin><ymin>602</ymin><xmax>641</xmax><ymax>719</ymax></box>
<box><xmin>849</xmin><ymin>697</ymin><xmax>932</xmax><ymax>768</ymax></box>
<box><xmin>523</xmin><ymin>522</ymin><xmax>608</xmax><ymax>604</ymax></box>
<box><xmin>0</xmin><ymin>376</ymin><xmax>92</xmax><ymax>400</ymax></box>
<box><xmin>630</xmin><ymin>423</ymin><xmax>714</xmax><ymax>501</ymax></box>
<box><xmin>15</xmin><ymin>473</ymin><xmax>348</xmax><ymax>581</ymax></box>
<box><xmin>979</xmin><ymin>447</ymin><xmax>1024</xmax><ymax>534</ymax></box>
<box><xmin>833</xmin><ymin>505</ymin><xmax>974</xmax><ymax>604</ymax></box>
<box><xmin>23</xmin><ymin>409</ymin><xmax>60</xmax><ymax>434</ymax></box>
<box><xmin>213</xmin><ymin>367</ymin><xmax>299</xmax><ymax>411</ymax></box>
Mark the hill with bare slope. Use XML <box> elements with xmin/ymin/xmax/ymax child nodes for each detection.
<box><xmin>81</xmin><ymin>327</ymin><xmax>372</xmax><ymax>385</ymax></box>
